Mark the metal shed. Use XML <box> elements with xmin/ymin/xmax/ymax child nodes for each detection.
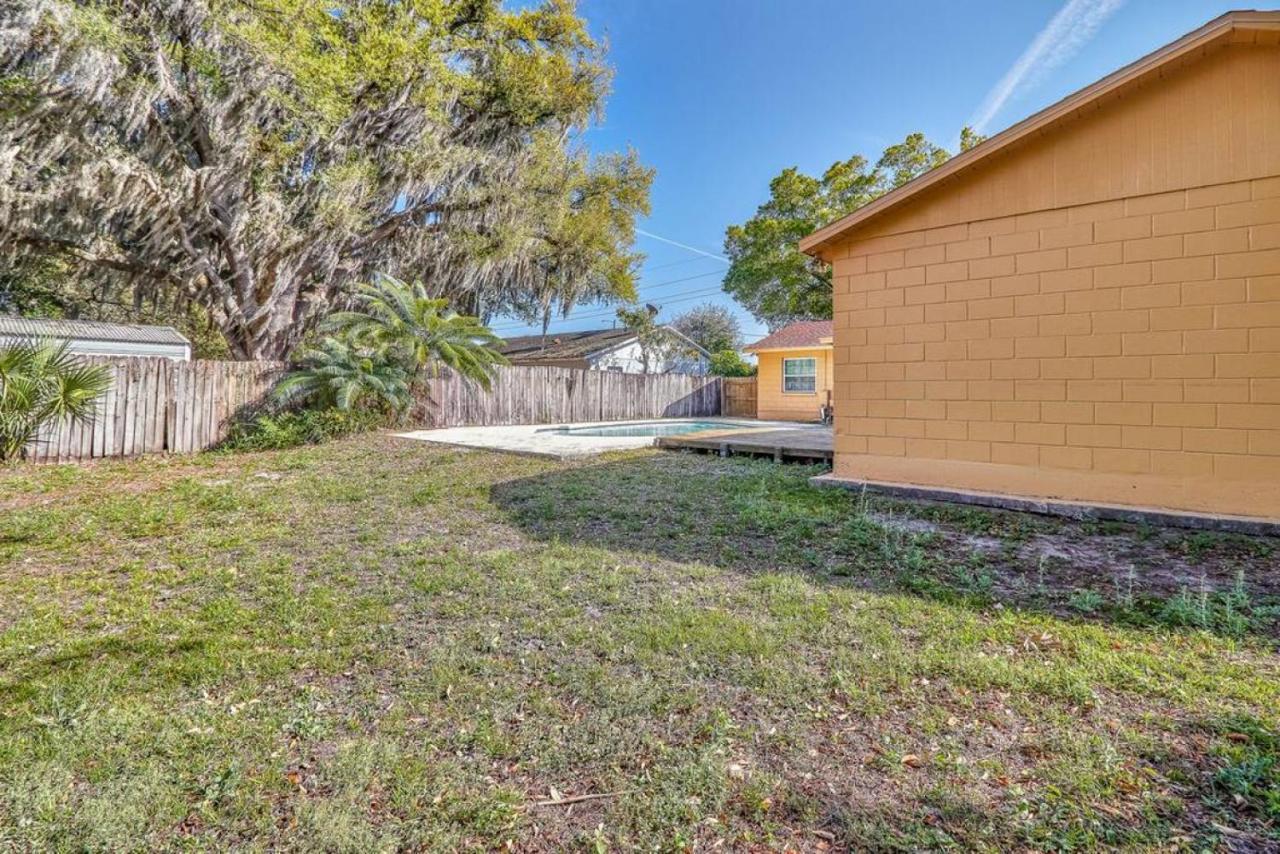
<box><xmin>0</xmin><ymin>316</ymin><xmax>192</xmax><ymax>361</ymax></box>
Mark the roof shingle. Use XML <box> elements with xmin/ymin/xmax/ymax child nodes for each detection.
<box><xmin>499</xmin><ymin>328</ymin><xmax>637</xmax><ymax>362</ymax></box>
<box><xmin>744</xmin><ymin>320</ymin><xmax>833</xmax><ymax>352</ymax></box>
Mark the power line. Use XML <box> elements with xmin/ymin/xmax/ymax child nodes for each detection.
<box><xmin>490</xmin><ymin>286</ymin><xmax>732</xmax><ymax>332</ymax></box>
<box><xmin>489</xmin><ymin>269</ymin><xmax>728</xmax><ymax>332</ymax></box>
<box><xmin>490</xmin><ymin>229</ymin><xmax>733</xmax><ymax>334</ymax></box>
<box><xmin>634</xmin><ymin>269</ymin><xmax>724</xmax><ymax>295</ymax></box>
<box><xmin>641</xmin><ymin>255</ymin><xmax>724</xmax><ymax>273</ymax></box>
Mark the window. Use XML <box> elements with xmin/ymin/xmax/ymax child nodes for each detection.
<box><xmin>782</xmin><ymin>357</ymin><xmax>817</xmax><ymax>393</ymax></box>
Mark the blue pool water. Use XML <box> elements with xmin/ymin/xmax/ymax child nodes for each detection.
<box><xmin>542</xmin><ymin>420</ymin><xmax>733</xmax><ymax>438</ymax></box>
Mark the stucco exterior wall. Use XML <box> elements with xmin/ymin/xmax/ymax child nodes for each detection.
<box><xmin>754</xmin><ymin>348</ymin><xmax>833</xmax><ymax>422</ymax></box>
<box><xmin>823</xmin><ymin>42</ymin><xmax>1280</xmax><ymax>520</ymax></box>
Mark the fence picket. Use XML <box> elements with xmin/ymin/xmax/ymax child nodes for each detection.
<box><xmin>25</xmin><ymin>358</ymin><xmax>719</xmax><ymax>462</ymax></box>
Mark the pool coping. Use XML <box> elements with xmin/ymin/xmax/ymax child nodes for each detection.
<box><xmin>395</xmin><ymin>418</ymin><xmax>821</xmax><ymax>460</ymax></box>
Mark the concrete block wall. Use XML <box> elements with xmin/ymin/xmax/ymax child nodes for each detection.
<box><xmin>829</xmin><ymin>177</ymin><xmax>1280</xmax><ymax>519</ymax></box>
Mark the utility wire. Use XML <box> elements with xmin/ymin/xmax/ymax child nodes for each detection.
<box><xmin>490</xmin><ymin>285</ymin><xmax>729</xmax><ymax>332</ymax></box>
<box><xmin>641</xmin><ymin>255</ymin><xmax>724</xmax><ymax>272</ymax></box>
<box><xmin>489</xmin><ymin>269</ymin><xmax>728</xmax><ymax>332</ymax></box>
<box><xmin>490</xmin><ymin>229</ymin><xmax>732</xmax><ymax>333</ymax></box>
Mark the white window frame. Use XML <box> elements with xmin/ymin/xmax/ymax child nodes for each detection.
<box><xmin>781</xmin><ymin>357</ymin><xmax>817</xmax><ymax>394</ymax></box>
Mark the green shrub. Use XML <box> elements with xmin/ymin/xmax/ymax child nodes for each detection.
<box><xmin>1</xmin><ymin>338</ymin><xmax>111</xmax><ymax>461</ymax></box>
<box><xmin>219</xmin><ymin>408</ymin><xmax>384</xmax><ymax>452</ymax></box>
<box><xmin>709</xmin><ymin>349</ymin><xmax>755</xmax><ymax>377</ymax></box>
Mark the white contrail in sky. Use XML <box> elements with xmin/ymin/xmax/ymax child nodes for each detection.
<box><xmin>969</xmin><ymin>0</ymin><xmax>1126</xmax><ymax>135</ymax></box>
<box><xmin>636</xmin><ymin>228</ymin><xmax>729</xmax><ymax>264</ymax></box>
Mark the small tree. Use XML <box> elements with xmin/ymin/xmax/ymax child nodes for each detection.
<box><xmin>615</xmin><ymin>305</ymin><xmax>697</xmax><ymax>374</ymax></box>
<box><xmin>671</xmin><ymin>304</ymin><xmax>742</xmax><ymax>355</ymax></box>
<box><xmin>723</xmin><ymin>128</ymin><xmax>981</xmax><ymax>329</ymax></box>
<box><xmin>0</xmin><ymin>340</ymin><xmax>111</xmax><ymax>461</ymax></box>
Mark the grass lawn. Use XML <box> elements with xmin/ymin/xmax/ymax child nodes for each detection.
<box><xmin>1</xmin><ymin>434</ymin><xmax>1278</xmax><ymax>850</ymax></box>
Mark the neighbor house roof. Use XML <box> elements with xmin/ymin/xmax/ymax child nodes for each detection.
<box><xmin>499</xmin><ymin>328</ymin><xmax>638</xmax><ymax>362</ymax></box>
<box><xmin>799</xmin><ymin>10</ymin><xmax>1280</xmax><ymax>256</ymax></box>
<box><xmin>745</xmin><ymin>320</ymin><xmax>833</xmax><ymax>352</ymax></box>
<box><xmin>0</xmin><ymin>316</ymin><xmax>190</xmax><ymax>347</ymax></box>
<box><xmin>501</xmin><ymin>326</ymin><xmax>710</xmax><ymax>363</ymax></box>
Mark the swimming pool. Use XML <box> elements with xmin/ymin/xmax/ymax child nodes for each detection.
<box><xmin>398</xmin><ymin>418</ymin><xmax>815</xmax><ymax>459</ymax></box>
<box><xmin>542</xmin><ymin>420</ymin><xmax>732</xmax><ymax>438</ymax></box>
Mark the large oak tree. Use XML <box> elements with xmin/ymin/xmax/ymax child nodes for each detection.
<box><xmin>0</xmin><ymin>0</ymin><xmax>651</xmax><ymax>359</ymax></box>
<box><xmin>722</xmin><ymin>129</ymin><xmax>985</xmax><ymax>330</ymax></box>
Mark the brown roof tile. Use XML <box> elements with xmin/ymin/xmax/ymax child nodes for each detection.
<box><xmin>499</xmin><ymin>328</ymin><xmax>637</xmax><ymax>362</ymax></box>
<box><xmin>744</xmin><ymin>320</ymin><xmax>833</xmax><ymax>352</ymax></box>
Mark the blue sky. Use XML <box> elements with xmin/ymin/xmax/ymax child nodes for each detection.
<box><xmin>488</xmin><ymin>1</ymin><xmax>1250</xmax><ymax>345</ymax></box>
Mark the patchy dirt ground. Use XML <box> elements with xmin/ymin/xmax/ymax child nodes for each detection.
<box><xmin>868</xmin><ymin>503</ymin><xmax>1278</xmax><ymax>598</ymax></box>
<box><xmin>863</xmin><ymin>493</ymin><xmax>1280</xmax><ymax>636</ymax></box>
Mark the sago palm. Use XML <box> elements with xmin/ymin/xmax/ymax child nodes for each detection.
<box><xmin>273</xmin><ymin>338</ymin><xmax>411</xmax><ymax>413</ymax></box>
<box><xmin>325</xmin><ymin>275</ymin><xmax>508</xmax><ymax>390</ymax></box>
<box><xmin>0</xmin><ymin>339</ymin><xmax>112</xmax><ymax>461</ymax></box>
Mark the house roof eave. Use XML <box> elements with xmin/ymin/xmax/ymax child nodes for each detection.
<box><xmin>799</xmin><ymin>11</ymin><xmax>1280</xmax><ymax>257</ymax></box>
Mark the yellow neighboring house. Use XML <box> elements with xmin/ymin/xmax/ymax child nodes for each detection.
<box><xmin>744</xmin><ymin>320</ymin><xmax>833</xmax><ymax>422</ymax></box>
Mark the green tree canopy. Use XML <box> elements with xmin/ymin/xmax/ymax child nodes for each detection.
<box><xmin>0</xmin><ymin>0</ymin><xmax>651</xmax><ymax>360</ymax></box>
<box><xmin>960</xmin><ymin>126</ymin><xmax>989</xmax><ymax>152</ymax></box>
<box><xmin>722</xmin><ymin>129</ymin><xmax>978</xmax><ymax>329</ymax></box>
<box><xmin>708</xmin><ymin>349</ymin><xmax>755</xmax><ymax>378</ymax></box>
<box><xmin>876</xmin><ymin>132</ymin><xmax>951</xmax><ymax>190</ymax></box>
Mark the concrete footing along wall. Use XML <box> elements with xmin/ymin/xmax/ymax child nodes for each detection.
<box><xmin>810</xmin><ymin>473</ymin><xmax>1280</xmax><ymax>537</ymax></box>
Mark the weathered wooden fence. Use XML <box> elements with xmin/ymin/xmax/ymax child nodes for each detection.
<box><xmin>417</xmin><ymin>365</ymin><xmax>721</xmax><ymax>427</ymax></box>
<box><xmin>27</xmin><ymin>359</ymin><xmax>722</xmax><ymax>462</ymax></box>
<box><xmin>27</xmin><ymin>358</ymin><xmax>284</xmax><ymax>463</ymax></box>
<box><xmin>720</xmin><ymin>377</ymin><xmax>757</xmax><ymax>418</ymax></box>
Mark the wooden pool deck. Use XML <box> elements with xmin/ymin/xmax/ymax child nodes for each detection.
<box><xmin>656</xmin><ymin>425</ymin><xmax>833</xmax><ymax>463</ymax></box>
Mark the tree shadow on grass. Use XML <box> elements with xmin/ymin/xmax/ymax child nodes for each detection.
<box><xmin>489</xmin><ymin>452</ymin><xmax>1280</xmax><ymax>641</ymax></box>
<box><xmin>0</xmin><ymin>634</ymin><xmax>210</xmax><ymax>705</ymax></box>
<box><xmin>489</xmin><ymin>452</ymin><xmax>1280</xmax><ymax>847</ymax></box>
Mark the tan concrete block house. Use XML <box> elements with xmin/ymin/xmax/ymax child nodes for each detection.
<box><xmin>802</xmin><ymin>11</ymin><xmax>1280</xmax><ymax>525</ymax></box>
<box><xmin>744</xmin><ymin>320</ymin><xmax>834</xmax><ymax>421</ymax></box>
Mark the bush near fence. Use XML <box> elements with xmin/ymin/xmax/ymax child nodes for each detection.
<box><xmin>27</xmin><ymin>359</ymin><xmax>725</xmax><ymax>462</ymax></box>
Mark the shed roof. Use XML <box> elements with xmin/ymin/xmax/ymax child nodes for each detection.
<box><xmin>800</xmin><ymin>10</ymin><xmax>1280</xmax><ymax>256</ymax></box>
<box><xmin>0</xmin><ymin>316</ymin><xmax>190</xmax><ymax>347</ymax></box>
<box><xmin>745</xmin><ymin>320</ymin><xmax>833</xmax><ymax>352</ymax></box>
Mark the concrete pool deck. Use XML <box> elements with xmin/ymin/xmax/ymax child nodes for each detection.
<box><xmin>395</xmin><ymin>418</ymin><xmax>822</xmax><ymax>460</ymax></box>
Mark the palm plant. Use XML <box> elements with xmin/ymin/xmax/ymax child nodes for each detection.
<box><xmin>272</xmin><ymin>338</ymin><xmax>411</xmax><ymax>414</ymax></box>
<box><xmin>325</xmin><ymin>275</ymin><xmax>508</xmax><ymax>390</ymax></box>
<box><xmin>0</xmin><ymin>339</ymin><xmax>111</xmax><ymax>461</ymax></box>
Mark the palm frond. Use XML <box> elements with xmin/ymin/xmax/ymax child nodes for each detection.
<box><xmin>0</xmin><ymin>338</ymin><xmax>111</xmax><ymax>462</ymax></box>
<box><xmin>322</xmin><ymin>274</ymin><xmax>507</xmax><ymax>393</ymax></box>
